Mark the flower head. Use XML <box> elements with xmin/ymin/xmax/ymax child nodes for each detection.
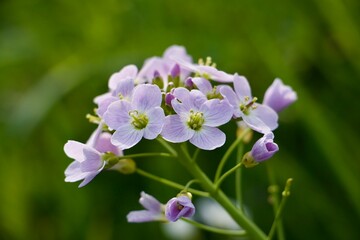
<box><xmin>161</xmin><ymin>87</ymin><xmax>233</xmax><ymax>150</ymax></box>
<box><xmin>263</xmin><ymin>78</ymin><xmax>297</xmax><ymax>112</ymax></box>
<box><xmin>165</xmin><ymin>195</ymin><xmax>195</xmax><ymax>222</ymax></box>
<box><xmin>220</xmin><ymin>74</ymin><xmax>278</xmax><ymax>133</ymax></box>
<box><xmin>104</xmin><ymin>84</ymin><xmax>165</xmax><ymax>149</ymax></box>
<box><xmin>127</xmin><ymin>192</ymin><xmax>166</xmax><ymax>222</ymax></box>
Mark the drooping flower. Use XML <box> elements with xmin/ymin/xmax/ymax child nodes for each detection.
<box><xmin>242</xmin><ymin>132</ymin><xmax>279</xmax><ymax>167</ymax></box>
<box><xmin>94</xmin><ymin>65</ymin><xmax>137</xmax><ymax>117</ymax></box>
<box><xmin>263</xmin><ymin>78</ymin><xmax>297</xmax><ymax>112</ymax></box>
<box><xmin>161</xmin><ymin>87</ymin><xmax>233</xmax><ymax>150</ymax></box>
<box><xmin>64</xmin><ymin>124</ymin><xmax>123</xmax><ymax>187</ymax></box>
<box><xmin>127</xmin><ymin>192</ymin><xmax>166</xmax><ymax>222</ymax></box>
<box><xmin>165</xmin><ymin>195</ymin><xmax>195</xmax><ymax>222</ymax></box>
<box><xmin>220</xmin><ymin>74</ymin><xmax>278</xmax><ymax>134</ymax></box>
<box><xmin>104</xmin><ymin>84</ymin><xmax>165</xmax><ymax>149</ymax></box>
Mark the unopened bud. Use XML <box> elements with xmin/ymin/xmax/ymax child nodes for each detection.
<box><xmin>111</xmin><ymin>158</ymin><xmax>136</xmax><ymax>174</ymax></box>
<box><xmin>242</xmin><ymin>151</ymin><xmax>259</xmax><ymax>168</ymax></box>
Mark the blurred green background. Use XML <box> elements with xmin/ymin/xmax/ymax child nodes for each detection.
<box><xmin>1</xmin><ymin>0</ymin><xmax>360</xmax><ymax>239</ymax></box>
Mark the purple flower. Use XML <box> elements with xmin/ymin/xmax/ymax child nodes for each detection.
<box><xmin>263</xmin><ymin>78</ymin><xmax>297</xmax><ymax>112</ymax></box>
<box><xmin>161</xmin><ymin>87</ymin><xmax>233</xmax><ymax>150</ymax></box>
<box><xmin>104</xmin><ymin>84</ymin><xmax>165</xmax><ymax>149</ymax></box>
<box><xmin>64</xmin><ymin>125</ymin><xmax>122</xmax><ymax>187</ymax></box>
<box><xmin>251</xmin><ymin>132</ymin><xmax>279</xmax><ymax>162</ymax></box>
<box><xmin>220</xmin><ymin>74</ymin><xmax>278</xmax><ymax>134</ymax></box>
<box><xmin>94</xmin><ymin>65</ymin><xmax>137</xmax><ymax>117</ymax></box>
<box><xmin>165</xmin><ymin>196</ymin><xmax>195</xmax><ymax>222</ymax></box>
<box><xmin>127</xmin><ymin>192</ymin><xmax>166</xmax><ymax>222</ymax></box>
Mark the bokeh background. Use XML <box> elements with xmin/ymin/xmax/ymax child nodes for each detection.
<box><xmin>1</xmin><ymin>0</ymin><xmax>360</xmax><ymax>239</ymax></box>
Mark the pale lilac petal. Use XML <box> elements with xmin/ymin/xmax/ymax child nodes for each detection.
<box><xmin>127</xmin><ymin>210</ymin><xmax>163</xmax><ymax>223</ymax></box>
<box><xmin>111</xmin><ymin>124</ymin><xmax>144</xmax><ymax>150</ymax></box>
<box><xmin>161</xmin><ymin>115</ymin><xmax>194</xmax><ymax>143</ymax></box>
<box><xmin>172</xmin><ymin>87</ymin><xmax>192</xmax><ymax>112</ymax></box>
<box><xmin>109</xmin><ymin>65</ymin><xmax>138</xmax><ymax>90</ymax></box>
<box><xmin>139</xmin><ymin>191</ymin><xmax>162</xmax><ymax>212</ymax></box>
<box><xmin>131</xmin><ymin>84</ymin><xmax>162</xmax><ymax>112</ymax></box>
<box><xmin>192</xmin><ymin>77</ymin><xmax>212</xmax><ymax>94</ymax></box>
<box><xmin>115</xmin><ymin>77</ymin><xmax>135</xmax><ymax>100</ymax></box>
<box><xmin>137</xmin><ymin>57</ymin><xmax>167</xmax><ymax>83</ymax></box>
<box><xmin>78</xmin><ymin>171</ymin><xmax>100</xmax><ymax>188</ymax></box>
<box><xmin>80</xmin><ymin>148</ymin><xmax>102</xmax><ymax>172</ymax></box>
<box><xmin>189</xmin><ymin>126</ymin><xmax>226</xmax><ymax>150</ymax></box>
<box><xmin>189</xmin><ymin>89</ymin><xmax>207</xmax><ymax>110</ymax></box>
<box><xmin>196</xmin><ymin>65</ymin><xmax>233</xmax><ymax>82</ymax></box>
<box><xmin>234</xmin><ymin>74</ymin><xmax>252</xmax><ymax>99</ymax></box>
<box><xmin>97</xmin><ymin>96</ymin><xmax>118</xmax><ymax>117</ymax></box>
<box><xmin>103</xmin><ymin>100</ymin><xmax>132</xmax><ymax>130</ymax></box>
<box><xmin>163</xmin><ymin>45</ymin><xmax>192</xmax><ymax>64</ymax></box>
<box><xmin>94</xmin><ymin>92</ymin><xmax>112</xmax><ymax>105</ymax></box>
<box><xmin>165</xmin><ymin>196</ymin><xmax>195</xmax><ymax>222</ymax></box>
<box><xmin>251</xmin><ymin>132</ymin><xmax>279</xmax><ymax>162</ymax></box>
<box><xmin>219</xmin><ymin>85</ymin><xmax>241</xmax><ymax>117</ymax></box>
<box><xmin>263</xmin><ymin>78</ymin><xmax>297</xmax><ymax>112</ymax></box>
<box><xmin>144</xmin><ymin>107</ymin><xmax>165</xmax><ymax>140</ymax></box>
<box><xmin>64</xmin><ymin>141</ymin><xmax>88</xmax><ymax>162</ymax></box>
<box><xmin>252</xmin><ymin>105</ymin><xmax>278</xmax><ymax>131</ymax></box>
<box><xmin>86</xmin><ymin>124</ymin><xmax>103</xmax><ymax>147</ymax></box>
<box><xmin>201</xmin><ymin>99</ymin><xmax>233</xmax><ymax>127</ymax></box>
<box><xmin>94</xmin><ymin>132</ymin><xmax>122</xmax><ymax>155</ymax></box>
<box><xmin>65</xmin><ymin>171</ymin><xmax>89</xmax><ymax>183</ymax></box>
<box><xmin>242</xmin><ymin>114</ymin><xmax>271</xmax><ymax>134</ymax></box>
<box><xmin>64</xmin><ymin>161</ymin><xmax>82</xmax><ymax>178</ymax></box>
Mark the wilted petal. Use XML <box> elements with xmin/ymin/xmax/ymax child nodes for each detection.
<box><xmin>189</xmin><ymin>126</ymin><xmax>226</xmax><ymax>150</ymax></box>
<box><xmin>111</xmin><ymin>124</ymin><xmax>144</xmax><ymax>150</ymax></box>
<box><xmin>201</xmin><ymin>99</ymin><xmax>233</xmax><ymax>127</ymax></box>
<box><xmin>161</xmin><ymin>115</ymin><xmax>194</xmax><ymax>143</ymax></box>
<box><xmin>131</xmin><ymin>84</ymin><xmax>162</xmax><ymax>112</ymax></box>
<box><xmin>103</xmin><ymin>100</ymin><xmax>132</xmax><ymax>130</ymax></box>
<box><xmin>109</xmin><ymin>65</ymin><xmax>138</xmax><ymax>90</ymax></box>
<box><xmin>144</xmin><ymin>107</ymin><xmax>165</xmax><ymax>140</ymax></box>
<box><xmin>234</xmin><ymin>74</ymin><xmax>252</xmax><ymax>99</ymax></box>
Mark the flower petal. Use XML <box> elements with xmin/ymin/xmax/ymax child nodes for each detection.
<box><xmin>131</xmin><ymin>84</ymin><xmax>162</xmax><ymax>112</ymax></box>
<box><xmin>64</xmin><ymin>141</ymin><xmax>88</xmax><ymax>162</ymax></box>
<box><xmin>115</xmin><ymin>77</ymin><xmax>135</xmax><ymax>100</ymax></box>
<box><xmin>234</xmin><ymin>74</ymin><xmax>251</xmax><ymax>99</ymax></box>
<box><xmin>139</xmin><ymin>191</ymin><xmax>162</xmax><ymax>212</ymax></box>
<box><xmin>161</xmin><ymin>115</ymin><xmax>194</xmax><ymax>143</ymax></box>
<box><xmin>252</xmin><ymin>104</ymin><xmax>278</xmax><ymax>131</ymax></box>
<box><xmin>127</xmin><ymin>210</ymin><xmax>163</xmax><ymax>223</ymax></box>
<box><xmin>111</xmin><ymin>124</ymin><xmax>144</xmax><ymax>150</ymax></box>
<box><xmin>78</xmin><ymin>171</ymin><xmax>100</xmax><ymax>188</ymax></box>
<box><xmin>189</xmin><ymin>126</ymin><xmax>226</xmax><ymax>150</ymax></box>
<box><xmin>197</xmin><ymin>65</ymin><xmax>233</xmax><ymax>82</ymax></box>
<box><xmin>201</xmin><ymin>99</ymin><xmax>233</xmax><ymax>127</ymax></box>
<box><xmin>192</xmin><ymin>77</ymin><xmax>213</xmax><ymax>94</ymax></box>
<box><xmin>219</xmin><ymin>85</ymin><xmax>241</xmax><ymax>118</ymax></box>
<box><xmin>109</xmin><ymin>65</ymin><xmax>138</xmax><ymax>90</ymax></box>
<box><xmin>80</xmin><ymin>148</ymin><xmax>103</xmax><ymax>172</ymax></box>
<box><xmin>144</xmin><ymin>107</ymin><xmax>165</xmax><ymax>140</ymax></box>
<box><xmin>103</xmin><ymin>100</ymin><xmax>132</xmax><ymax>130</ymax></box>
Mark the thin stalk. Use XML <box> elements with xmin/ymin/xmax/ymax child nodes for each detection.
<box><xmin>178</xmin><ymin>143</ymin><xmax>267</xmax><ymax>240</ymax></box>
<box><xmin>136</xmin><ymin>168</ymin><xmax>209</xmax><ymax>197</ymax></box>
<box><xmin>181</xmin><ymin>218</ymin><xmax>247</xmax><ymax>236</ymax></box>
<box><xmin>215</xmin><ymin>162</ymin><xmax>242</xmax><ymax>190</ymax></box>
<box><xmin>116</xmin><ymin>152</ymin><xmax>175</xmax><ymax>159</ymax></box>
<box><xmin>214</xmin><ymin>128</ymin><xmax>250</xmax><ymax>182</ymax></box>
<box><xmin>235</xmin><ymin>143</ymin><xmax>244</xmax><ymax>210</ymax></box>
<box><xmin>156</xmin><ymin>137</ymin><xmax>178</xmax><ymax>157</ymax></box>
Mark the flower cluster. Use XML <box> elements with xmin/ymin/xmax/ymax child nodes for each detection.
<box><xmin>64</xmin><ymin>45</ymin><xmax>297</xmax><ymax>228</ymax></box>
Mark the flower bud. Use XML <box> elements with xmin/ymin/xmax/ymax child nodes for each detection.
<box><xmin>111</xmin><ymin>158</ymin><xmax>136</xmax><ymax>174</ymax></box>
<box><xmin>263</xmin><ymin>78</ymin><xmax>297</xmax><ymax>112</ymax></box>
<box><xmin>165</xmin><ymin>195</ymin><xmax>195</xmax><ymax>222</ymax></box>
<box><xmin>170</xmin><ymin>64</ymin><xmax>181</xmax><ymax>78</ymax></box>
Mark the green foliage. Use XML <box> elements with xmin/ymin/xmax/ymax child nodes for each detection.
<box><xmin>1</xmin><ymin>0</ymin><xmax>359</xmax><ymax>239</ymax></box>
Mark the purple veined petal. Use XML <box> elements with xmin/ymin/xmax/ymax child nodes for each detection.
<box><xmin>115</xmin><ymin>77</ymin><xmax>135</xmax><ymax>101</ymax></box>
<box><xmin>127</xmin><ymin>210</ymin><xmax>163</xmax><ymax>223</ymax></box>
<box><xmin>78</xmin><ymin>171</ymin><xmax>101</xmax><ymax>188</ymax></box>
<box><xmin>192</xmin><ymin>77</ymin><xmax>213</xmax><ymax>94</ymax></box>
<box><xmin>94</xmin><ymin>132</ymin><xmax>123</xmax><ymax>155</ymax></box>
<box><xmin>196</xmin><ymin>65</ymin><xmax>233</xmax><ymax>82</ymax></box>
<box><xmin>242</xmin><ymin>114</ymin><xmax>272</xmax><ymax>134</ymax></box>
<box><xmin>139</xmin><ymin>191</ymin><xmax>162</xmax><ymax>212</ymax></box>
<box><xmin>201</xmin><ymin>99</ymin><xmax>233</xmax><ymax>127</ymax></box>
<box><xmin>80</xmin><ymin>148</ymin><xmax>102</xmax><ymax>172</ymax></box>
<box><xmin>219</xmin><ymin>85</ymin><xmax>241</xmax><ymax>117</ymax></box>
<box><xmin>161</xmin><ymin>115</ymin><xmax>194</xmax><ymax>143</ymax></box>
<box><xmin>233</xmin><ymin>74</ymin><xmax>252</xmax><ymax>99</ymax></box>
<box><xmin>103</xmin><ymin>100</ymin><xmax>132</xmax><ymax>130</ymax></box>
<box><xmin>175</xmin><ymin>196</ymin><xmax>195</xmax><ymax>217</ymax></box>
<box><xmin>131</xmin><ymin>84</ymin><xmax>162</xmax><ymax>112</ymax></box>
<box><xmin>96</xmin><ymin>96</ymin><xmax>118</xmax><ymax>117</ymax></box>
<box><xmin>251</xmin><ymin>104</ymin><xmax>278</xmax><ymax>131</ymax></box>
<box><xmin>108</xmin><ymin>65</ymin><xmax>138</xmax><ymax>90</ymax></box>
<box><xmin>189</xmin><ymin>89</ymin><xmax>207</xmax><ymax>110</ymax></box>
<box><xmin>144</xmin><ymin>107</ymin><xmax>165</xmax><ymax>140</ymax></box>
<box><xmin>189</xmin><ymin>126</ymin><xmax>226</xmax><ymax>150</ymax></box>
<box><xmin>111</xmin><ymin>124</ymin><xmax>144</xmax><ymax>150</ymax></box>
<box><xmin>172</xmin><ymin>87</ymin><xmax>193</xmax><ymax>112</ymax></box>
<box><xmin>251</xmin><ymin>132</ymin><xmax>279</xmax><ymax>162</ymax></box>
<box><xmin>165</xmin><ymin>196</ymin><xmax>195</xmax><ymax>222</ymax></box>
<box><xmin>137</xmin><ymin>57</ymin><xmax>167</xmax><ymax>83</ymax></box>
<box><xmin>64</xmin><ymin>161</ymin><xmax>82</xmax><ymax>178</ymax></box>
<box><xmin>94</xmin><ymin>92</ymin><xmax>112</xmax><ymax>105</ymax></box>
<box><xmin>65</xmin><ymin>171</ymin><xmax>89</xmax><ymax>183</ymax></box>
<box><xmin>64</xmin><ymin>141</ymin><xmax>88</xmax><ymax>162</ymax></box>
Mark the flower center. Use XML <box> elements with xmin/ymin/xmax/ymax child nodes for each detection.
<box><xmin>129</xmin><ymin>110</ymin><xmax>149</xmax><ymax>130</ymax></box>
<box><xmin>187</xmin><ymin>110</ymin><xmax>205</xmax><ymax>131</ymax></box>
<box><xmin>240</xmin><ymin>96</ymin><xmax>258</xmax><ymax>115</ymax></box>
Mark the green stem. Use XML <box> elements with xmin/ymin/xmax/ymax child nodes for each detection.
<box><xmin>268</xmin><ymin>179</ymin><xmax>293</xmax><ymax>240</ymax></box>
<box><xmin>192</xmin><ymin>148</ymin><xmax>200</xmax><ymax>162</ymax></box>
<box><xmin>116</xmin><ymin>152</ymin><xmax>175</xmax><ymax>159</ymax></box>
<box><xmin>136</xmin><ymin>168</ymin><xmax>209</xmax><ymax>197</ymax></box>
<box><xmin>235</xmin><ymin>143</ymin><xmax>244</xmax><ymax>210</ymax></box>
<box><xmin>181</xmin><ymin>218</ymin><xmax>247</xmax><ymax>236</ymax></box>
<box><xmin>215</xmin><ymin>162</ymin><xmax>243</xmax><ymax>190</ymax></box>
<box><xmin>214</xmin><ymin>128</ymin><xmax>250</xmax><ymax>182</ymax></box>
<box><xmin>178</xmin><ymin>143</ymin><xmax>267</xmax><ymax>240</ymax></box>
<box><xmin>156</xmin><ymin>137</ymin><xmax>178</xmax><ymax>157</ymax></box>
